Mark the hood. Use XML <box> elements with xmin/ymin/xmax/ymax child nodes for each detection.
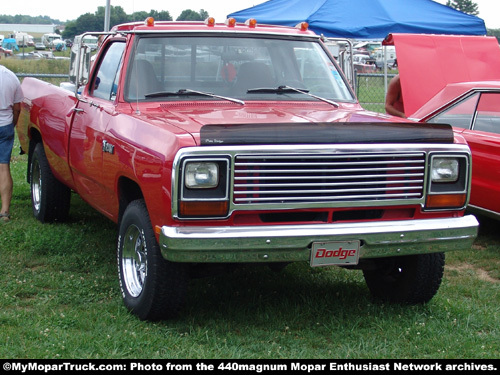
<box><xmin>135</xmin><ymin>101</ymin><xmax>397</xmax><ymax>143</ymax></box>
<box><xmin>384</xmin><ymin>33</ymin><xmax>500</xmax><ymax>118</ymax></box>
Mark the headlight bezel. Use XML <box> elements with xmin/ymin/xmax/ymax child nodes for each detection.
<box><xmin>425</xmin><ymin>153</ymin><xmax>470</xmax><ymax>210</ymax></box>
<box><xmin>178</xmin><ymin>157</ymin><xmax>230</xmax><ymax>218</ymax></box>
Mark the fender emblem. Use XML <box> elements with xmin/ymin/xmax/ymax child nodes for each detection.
<box><xmin>102</xmin><ymin>140</ymin><xmax>115</xmax><ymax>154</ymax></box>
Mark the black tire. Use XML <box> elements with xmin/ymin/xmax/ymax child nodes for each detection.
<box><xmin>117</xmin><ymin>199</ymin><xmax>189</xmax><ymax>321</ymax></box>
<box><xmin>30</xmin><ymin>142</ymin><xmax>71</xmax><ymax>223</ymax></box>
<box><xmin>363</xmin><ymin>253</ymin><xmax>445</xmax><ymax>304</ymax></box>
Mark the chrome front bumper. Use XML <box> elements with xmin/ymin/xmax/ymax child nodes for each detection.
<box><xmin>159</xmin><ymin>215</ymin><xmax>478</xmax><ymax>263</ymax></box>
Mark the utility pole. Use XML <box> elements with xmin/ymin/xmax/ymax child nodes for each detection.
<box><xmin>104</xmin><ymin>0</ymin><xmax>111</xmax><ymax>32</ymax></box>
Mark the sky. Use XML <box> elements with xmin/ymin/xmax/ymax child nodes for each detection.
<box><xmin>0</xmin><ymin>0</ymin><xmax>499</xmax><ymax>29</ymax></box>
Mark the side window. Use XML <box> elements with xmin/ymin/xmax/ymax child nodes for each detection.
<box><xmin>428</xmin><ymin>93</ymin><xmax>479</xmax><ymax>129</ymax></box>
<box><xmin>92</xmin><ymin>42</ymin><xmax>126</xmax><ymax>100</ymax></box>
<box><xmin>473</xmin><ymin>93</ymin><xmax>500</xmax><ymax>134</ymax></box>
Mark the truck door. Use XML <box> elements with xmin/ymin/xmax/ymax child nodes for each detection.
<box><xmin>69</xmin><ymin>41</ymin><xmax>125</xmax><ymax>218</ymax></box>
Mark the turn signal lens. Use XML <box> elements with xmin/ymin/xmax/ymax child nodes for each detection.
<box><xmin>426</xmin><ymin>194</ymin><xmax>466</xmax><ymax>209</ymax></box>
<box><xmin>180</xmin><ymin>201</ymin><xmax>229</xmax><ymax>217</ymax></box>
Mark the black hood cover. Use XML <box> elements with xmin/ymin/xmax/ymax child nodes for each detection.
<box><xmin>200</xmin><ymin>122</ymin><xmax>454</xmax><ymax>146</ymax></box>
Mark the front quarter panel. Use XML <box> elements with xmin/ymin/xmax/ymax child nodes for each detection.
<box><xmin>463</xmin><ymin>128</ymin><xmax>500</xmax><ymax>214</ymax></box>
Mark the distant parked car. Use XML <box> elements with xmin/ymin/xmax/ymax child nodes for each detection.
<box><xmin>35</xmin><ymin>42</ymin><xmax>46</xmax><ymax>50</ymax></box>
<box><xmin>15</xmin><ymin>52</ymin><xmax>42</xmax><ymax>59</ymax></box>
<box><xmin>352</xmin><ymin>53</ymin><xmax>376</xmax><ymax>73</ymax></box>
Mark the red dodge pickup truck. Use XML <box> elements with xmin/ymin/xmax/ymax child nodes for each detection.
<box><xmin>18</xmin><ymin>18</ymin><xmax>478</xmax><ymax>321</ymax></box>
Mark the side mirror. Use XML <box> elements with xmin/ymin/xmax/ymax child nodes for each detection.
<box><xmin>69</xmin><ymin>42</ymin><xmax>91</xmax><ymax>89</ymax></box>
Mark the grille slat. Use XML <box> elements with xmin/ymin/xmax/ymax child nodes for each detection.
<box><xmin>233</xmin><ymin>152</ymin><xmax>426</xmax><ymax>204</ymax></box>
<box><xmin>235</xmin><ymin>180</ymin><xmax>424</xmax><ymax>189</ymax></box>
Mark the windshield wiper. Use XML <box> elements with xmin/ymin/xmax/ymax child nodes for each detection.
<box><xmin>145</xmin><ymin>89</ymin><xmax>245</xmax><ymax>105</ymax></box>
<box><xmin>246</xmin><ymin>86</ymin><xmax>309</xmax><ymax>94</ymax></box>
<box><xmin>247</xmin><ymin>85</ymin><xmax>339</xmax><ymax>108</ymax></box>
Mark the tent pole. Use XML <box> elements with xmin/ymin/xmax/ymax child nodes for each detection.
<box><xmin>384</xmin><ymin>45</ymin><xmax>388</xmax><ymax>95</ymax></box>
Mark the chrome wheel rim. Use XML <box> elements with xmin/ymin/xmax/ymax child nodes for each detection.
<box><xmin>121</xmin><ymin>224</ymin><xmax>147</xmax><ymax>298</ymax></box>
<box><xmin>31</xmin><ymin>158</ymin><xmax>41</xmax><ymax>212</ymax></box>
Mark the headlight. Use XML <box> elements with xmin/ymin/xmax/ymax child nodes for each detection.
<box><xmin>185</xmin><ymin>162</ymin><xmax>219</xmax><ymax>189</ymax></box>
<box><xmin>426</xmin><ymin>154</ymin><xmax>469</xmax><ymax>210</ymax></box>
<box><xmin>431</xmin><ymin>157</ymin><xmax>459</xmax><ymax>182</ymax></box>
<box><xmin>178</xmin><ymin>158</ymin><xmax>229</xmax><ymax>218</ymax></box>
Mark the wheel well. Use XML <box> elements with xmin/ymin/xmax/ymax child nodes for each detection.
<box><xmin>118</xmin><ymin>177</ymin><xmax>144</xmax><ymax>225</ymax></box>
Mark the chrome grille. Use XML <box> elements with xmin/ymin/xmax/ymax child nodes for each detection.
<box><xmin>233</xmin><ymin>152</ymin><xmax>425</xmax><ymax>204</ymax></box>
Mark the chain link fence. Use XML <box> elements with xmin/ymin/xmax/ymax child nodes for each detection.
<box><xmin>356</xmin><ymin>72</ymin><xmax>397</xmax><ymax>114</ymax></box>
<box><xmin>15</xmin><ymin>73</ymin><xmax>69</xmax><ymax>86</ymax></box>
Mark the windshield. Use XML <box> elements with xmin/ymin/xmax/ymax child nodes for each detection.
<box><xmin>125</xmin><ymin>35</ymin><xmax>354</xmax><ymax>103</ymax></box>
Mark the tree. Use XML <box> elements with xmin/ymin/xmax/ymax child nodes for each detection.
<box><xmin>150</xmin><ymin>10</ymin><xmax>173</xmax><ymax>21</ymax></box>
<box><xmin>176</xmin><ymin>9</ymin><xmax>209</xmax><ymax>21</ymax></box>
<box><xmin>487</xmin><ymin>28</ymin><xmax>500</xmax><ymax>42</ymax></box>
<box><xmin>95</xmin><ymin>6</ymin><xmax>129</xmax><ymax>29</ymax></box>
<box><xmin>446</xmin><ymin>0</ymin><xmax>479</xmax><ymax>16</ymax></box>
<box><xmin>129</xmin><ymin>10</ymin><xmax>172</xmax><ymax>22</ymax></box>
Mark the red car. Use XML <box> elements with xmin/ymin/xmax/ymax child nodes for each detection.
<box><xmin>387</xmin><ymin>33</ymin><xmax>500</xmax><ymax>220</ymax></box>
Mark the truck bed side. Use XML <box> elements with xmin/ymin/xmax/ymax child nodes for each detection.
<box><xmin>19</xmin><ymin>77</ymin><xmax>78</xmax><ymax>190</ymax></box>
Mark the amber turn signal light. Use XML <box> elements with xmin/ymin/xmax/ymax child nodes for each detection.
<box><xmin>426</xmin><ymin>194</ymin><xmax>466</xmax><ymax>209</ymax></box>
<box><xmin>180</xmin><ymin>201</ymin><xmax>229</xmax><ymax>217</ymax></box>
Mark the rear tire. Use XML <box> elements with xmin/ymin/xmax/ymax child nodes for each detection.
<box><xmin>363</xmin><ymin>253</ymin><xmax>445</xmax><ymax>304</ymax></box>
<box><xmin>30</xmin><ymin>142</ymin><xmax>71</xmax><ymax>222</ymax></box>
<box><xmin>117</xmin><ymin>199</ymin><xmax>189</xmax><ymax>321</ymax></box>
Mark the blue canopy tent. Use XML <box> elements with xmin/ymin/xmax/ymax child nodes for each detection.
<box><xmin>2</xmin><ymin>38</ymin><xmax>19</xmax><ymax>51</ymax></box>
<box><xmin>228</xmin><ymin>0</ymin><xmax>487</xmax><ymax>39</ymax></box>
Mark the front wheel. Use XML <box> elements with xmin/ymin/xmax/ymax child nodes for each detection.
<box><xmin>363</xmin><ymin>253</ymin><xmax>445</xmax><ymax>304</ymax></box>
<box><xmin>117</xmin><ymin>199</ymin><xmax>189</xmax><ymax>321</ymax></box>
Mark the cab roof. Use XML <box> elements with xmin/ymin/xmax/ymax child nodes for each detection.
<box><xmin>112</xmin><ymin>19</ymin><xmax>318</xmax><ymax>37</ymax></box>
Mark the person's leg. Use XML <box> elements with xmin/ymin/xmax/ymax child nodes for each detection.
<box><xmin>0</xmin><ymin>163</ymin><xmax>13</xmax><ymax>216</ymax></box>
<box><xmin>0</xmin><ymin>124</ymin><xmax>15</xmax><ymax>219</ymax></box>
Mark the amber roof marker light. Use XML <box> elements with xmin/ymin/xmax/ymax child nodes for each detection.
<box><xmin>245</xmin><ymin>18</ymin><xmax>257</xmax><ymax>28</ymax></box>
<box><xmin>205</xmin><ymin>17</ymin><xmax>216</xmax><ymax>27</ymax></box>
<box><xmin>296</xmin><ymin>22</ymin><xmax>309</xmax><ymax>31</ymax></box>
<box><xmin>226</xmin><ymin>18</ymin><xmax>237</xmax><ymax>27</ymax></box>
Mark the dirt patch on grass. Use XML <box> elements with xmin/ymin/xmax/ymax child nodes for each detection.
<box><xmin>446</xmin><ymin>263</ymin><xmax>499</xmax><ymax>284</ymax></box>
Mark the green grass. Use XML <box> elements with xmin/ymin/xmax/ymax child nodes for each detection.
<box><xmin>1</xmin><ymin>135</ymin><xmax>499</xmax><ymax>359</ymax></box>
